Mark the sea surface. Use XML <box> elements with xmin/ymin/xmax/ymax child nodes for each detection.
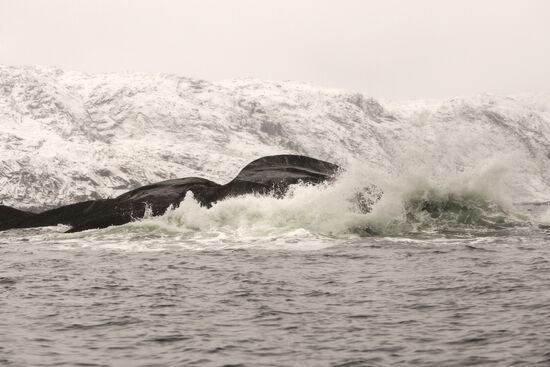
<box><xmin>1</xmin><ymin>224</ymin><xmax>549</xmax><ymax>367</ymax></box>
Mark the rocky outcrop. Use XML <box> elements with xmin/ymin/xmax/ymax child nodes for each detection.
<box><xmin>0</xmin><ymin>155</ymin><xmax>339</xmax><ymax>233</ymax></box>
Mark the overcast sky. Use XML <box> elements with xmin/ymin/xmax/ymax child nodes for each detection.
<box><xmin>1</xmin><ymin>0</ymin><xmax>549</xmax><ymax>100</ymax></box>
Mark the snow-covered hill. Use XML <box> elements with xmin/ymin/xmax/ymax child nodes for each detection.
<box><xmin>1</xmin><ymin>65</ymin><xmax>549</xmax><ymax>210</ymax></box>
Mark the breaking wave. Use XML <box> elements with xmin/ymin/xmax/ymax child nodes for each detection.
<box><xmin>117</xmin><ymin>156</ymin><xmax>532</xmax><ymax>239</ymax></box>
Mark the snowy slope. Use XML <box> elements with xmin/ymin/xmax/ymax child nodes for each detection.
<box><xmin>1</xmin><ymin>65</ymin><xmax>549</xmax><ymax>209</ymax></box>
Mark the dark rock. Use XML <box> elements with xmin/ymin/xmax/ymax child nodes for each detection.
<box><xmin>0</xmin><ymin>155</ymin><xmax>339</xmax><ymax>233</ymax></box>
<box><xmin>0</xmin><ymin>205</ymin><xmax>35</xmax><ymax>225</ymax></box>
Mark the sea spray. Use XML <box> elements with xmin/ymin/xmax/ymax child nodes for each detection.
<box><xmin>118</xmin><ymin>156</ymin><xmax>528</xmax><ymax>239</ymax></box>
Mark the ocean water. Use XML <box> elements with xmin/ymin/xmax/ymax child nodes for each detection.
<box><xmin>1</xmin><ymin>227</ymin><xmax>550</xmax><ymax>366</ymax></box>
<box><xmin>2</xmin><ymin>168</ymin><xmax>550</xmax><ymax>366</ymax></box>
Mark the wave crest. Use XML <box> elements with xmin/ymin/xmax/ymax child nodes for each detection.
<box><xmin>124</xmin><ymin>158</ymin><xmax>528</xmax><ymax>238</ymax></box>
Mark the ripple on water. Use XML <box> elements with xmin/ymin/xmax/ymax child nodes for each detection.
<box><xmin>0</xmin><ymin>228</ymin><xmax>549</xmax><ymax>366</ymax></box>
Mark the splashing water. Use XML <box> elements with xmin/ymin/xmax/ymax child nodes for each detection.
<box><xmin>110</xmin><ymin>155</ymin><xmax>533</xmax><ymax>243</ymax></box>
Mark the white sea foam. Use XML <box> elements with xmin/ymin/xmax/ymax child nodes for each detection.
<box><xmin>22</xmin><ymin>159</ymin><xmax>538</xmax><ymax>251</ymax></box>
<box><xmin>105</xmin><ymin>155</ymin><xmax>529</xmax><ymax>244</ymax></box>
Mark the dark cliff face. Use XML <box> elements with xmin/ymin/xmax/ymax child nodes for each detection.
<box><xmin>0</xmin><ymin>155</ymin><xmax>340</xmax><ymax>233</ymax></box>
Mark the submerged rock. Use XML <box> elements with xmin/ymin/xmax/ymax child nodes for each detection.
<box><xmin>0</xmin><ymin>155</ymin><xmax>339</xmax><ymax>233</ymax></box>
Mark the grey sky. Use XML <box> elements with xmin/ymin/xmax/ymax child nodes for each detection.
<box><xmin>1</xmin><ymin>0</ymin><xmax>549</xmax><ymax>100</ymax></box>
